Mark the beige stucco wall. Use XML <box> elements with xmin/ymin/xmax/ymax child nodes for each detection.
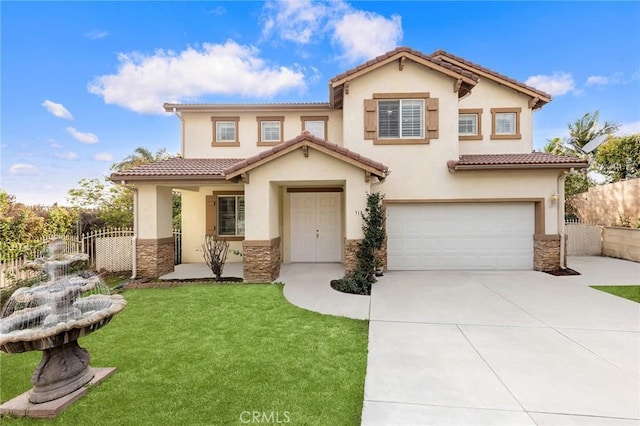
<box><xmin>569</xmin><ymin>179</ymin><xmax>640</xmax><ymax>226</ymax></box>
<box><xmin>602</xmin><ymin>227</ymin><xmax>640</xmax><ymax>262</ymax></box>
<box><xmin>181</xmin><ymin>110</ymin><xmax>343</xmax><ymax>158</ymax></box>
<box><xmin>179</xmin><ymin>183</ymin><xmax>245</xmax><ymax>263</ymax></box>
<box><xmin>137</xmin><ymin>185</ymin><xmax>174</xmax><ymax>240</ymax></box>
<box><xmin>245</xmin><ymin>148</ymin><xmax>370</xmax><ymax>242</ymax></box>
<box><xmin>458</xmin><ymin>78</ymin><xmax>533</xmax><ymax>154</ymax></box>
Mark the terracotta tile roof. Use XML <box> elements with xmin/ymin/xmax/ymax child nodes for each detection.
<box><xmin>330</xmin><ymin>46</ymin><xmax>479</xmax><ymax>84</ymax></box>
<box><xmin>447</xmin><ymin>153</ymin><xmax>588</xmax><ymax>171</ymax></box>
<box><xmin>163</xmin><ymin>102</ymin><xmax>331</xmax><ymax>112</ymax></box>
<box><xmin>431</xmin><ymin>49</ymin><xmax>552</xmax><ymax>101</ymax></box>
<box><xmin>110</xmin><ymin>158</ymin><xmax>245</xmax><ymax>181</ymax></box>
<box><xmin>224</xmin><ymin>131</ymin><xmax>388</xmax><ymax>178</ymax></box>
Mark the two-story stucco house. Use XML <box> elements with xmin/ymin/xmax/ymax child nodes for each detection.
<box><xmin>111</xmin><ymin>47</ymin><xmax>587</xmax><ymax>282</ymax></box>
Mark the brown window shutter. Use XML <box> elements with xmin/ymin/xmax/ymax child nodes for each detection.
<box><xmin>364</xmin><ymin>99</ymin><xmax>377</xmax><ymax>140</ymax></box>
<box><xmin>205</xmin><ymin>195</ymin><xmax>216</xmax><ymax>236</ymax></box>
<box><xmin>426</xmin><ymin>98</ymin><xmax>439</xmax><ymax>139</ymax></box>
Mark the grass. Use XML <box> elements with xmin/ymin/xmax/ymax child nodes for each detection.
<box><xmin>1</xmin><ymin>284</ymin><xmax>369</xmax><ymax>425</ymax></box>
<box><xmin>592</xmin><ymin>285</ymin><xmax>640</xmax><ymax>303</ymax></box>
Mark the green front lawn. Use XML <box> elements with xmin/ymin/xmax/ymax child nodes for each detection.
<box><xmin>592</xmin><ymin>285</ymin><xmax>640</xmax><ymax>303</ymax></box>
<box><xmin>1</xmin><ymin>284</ymin><xmax>369</xmax><ymax>425</ymax></box>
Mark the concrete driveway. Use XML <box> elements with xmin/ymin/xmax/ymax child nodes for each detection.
<box><xmin>362</xmin><ymin>256</ymin><xmax>640</xmax><ymax>425</ymax></box>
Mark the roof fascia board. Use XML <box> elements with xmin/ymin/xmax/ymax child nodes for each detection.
<box><xmin>225</xmin><ymin>140</ymin><xmax>386</xmax><ymax>180</ymax></box>
<box><xmin>330</xmin><ymin>54</ymin><xmax>476</xmax><ymax>88</ymax></box>
<box><xmin>164</xmin><ymin>103</ymin><xmax>332</xmax><ymax>113</ymax></box>
<box><xmin>450</xmin><ymin>163</ymin><xmax>588</xmax><ymax>171</ymax></box>
<box><xmin>433</xmin><ymin>54</ymin><xmax>551</xmax><ymax>104</ymax></box>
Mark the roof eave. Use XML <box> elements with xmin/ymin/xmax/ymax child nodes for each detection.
<box><xmin>448</xmin><ymin>162</ymin><xmax>588</xmax><ymax>172</ymax></box>
<box><xmin>163</xmin><ymin>103</ymin><xmax>332</xmax><ymax>113</ymax></box>
<box><xmin>109</xmin><ymin>174</ymin><xmax>228</xmax><ymax>183</ymax></box>
<box><xmin>432</xmin><ymin>52</ymin><xmax>552</xmax><ymax>106</ymax></box>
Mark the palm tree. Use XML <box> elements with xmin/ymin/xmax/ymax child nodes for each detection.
<box><xmin>567</xmin><ymin>111</ymin><xmax>619</xmax><ymax>151</ymax></box>
<box><xmin>111</xmin><ymin>147</ymin><xmax>171</xmax><ymax>172</ymax></box>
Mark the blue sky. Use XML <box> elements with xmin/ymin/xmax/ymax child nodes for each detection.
<box><xmin>2</xmin><ymin>1</ymin><xmax>639</xmax><ymax>206</ymax></box>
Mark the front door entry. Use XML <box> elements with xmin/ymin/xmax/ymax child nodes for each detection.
<box><xmin>290</xmin><ymin>192</ymin><xmax>341</xmax><ymax>262</ymax></box>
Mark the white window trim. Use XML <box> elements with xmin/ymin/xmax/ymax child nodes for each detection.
<box><xmin>217</xmin><ymin>195</ymin><xmax>245</xmax><ymax>237</ymax></box>
<box><xmin>377</xmin><ymin>99</ymin><xmax>425</xmax><ymax>139</ymax></box>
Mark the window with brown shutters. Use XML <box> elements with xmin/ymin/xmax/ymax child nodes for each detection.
<box><xmin>364</xmin><ymin>93</ymin><xmax>438</xmax><ymax>144</ymax></box>
<box><xmin>205</xmin><ymin>191</ymin><xmax>245</xmax><ymax>241</ymax></box>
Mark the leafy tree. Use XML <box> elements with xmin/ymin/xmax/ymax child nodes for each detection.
<box><xmin>68</xmin><ymin>178</ymin><xmax>133</xmax><ymax>229</ymax></box>
<box><xmin>68</xmin><ymin>147</ymin><xmax>179</xmax><ymax>230</ymax></box>
<box><xmin>593</xmin><ymin>134</ymin><xmax>640</xmax><ymax>182</ymax></box>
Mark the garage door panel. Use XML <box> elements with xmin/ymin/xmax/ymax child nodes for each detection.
<box><xmin>387</xmin><ymin>203</ymin><xmax>534</xmax><ymax>271</ymax></box>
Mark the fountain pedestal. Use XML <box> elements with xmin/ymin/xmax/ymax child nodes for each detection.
<box><xmin>0</xmin><ymin>239</ymin><xmax>126</xmax><ymax>418</ymax></box>
<box><xmin>30</xmin><ymin>340</ymin><xmax>94</xmax><ymax>403</ymax></box>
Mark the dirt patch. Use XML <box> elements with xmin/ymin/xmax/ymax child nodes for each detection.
<box><xmin>544</xmin><ymin>268</ymin><xmax>581</xmax><ymax>276</ymax></box>
<box><xmin>124</xmin><ymin>277</ymin><xmax>243</xmax><ymax>289</ymax></box>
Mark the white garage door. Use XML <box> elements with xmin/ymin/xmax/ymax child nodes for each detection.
<box><xmin>387</xmin><ymin>203</ymin><xmax>534</xmax><ymax>270</ymax></box>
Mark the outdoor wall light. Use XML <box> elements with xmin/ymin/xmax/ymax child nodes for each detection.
<box><xmin>550</xmin><ymin>193</ymin><xmax>559</xmax><ymax>204</ymax></box>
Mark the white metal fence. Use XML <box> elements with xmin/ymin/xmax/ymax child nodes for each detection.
<box><xmin>0</xmin><ymin>234</ymin><xmax>80</xmax><ymax>288</ymax></box>
<box><xmin>565</xmin><ymin>218</ymin><xmax>603</xmax><ymax>256</ymax></box>
<box><xmin>1</xmin><ymin>228</ymin><xmax>182</xmax><ymax>288</ymax></box>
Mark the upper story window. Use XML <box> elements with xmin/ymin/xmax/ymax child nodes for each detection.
<box><xmin>257</xmin><ymin>116</ymin><xmax>284</xmax><ymax>146</ymax></box>
<box><xmin>378</xmin><ymin>100</ymin><xmax>424</xmax><ymax>139</ymax></box>
<box><xmin>301</xmin><ymin>115</ymin><xmax>328</xmax><ymax>139</ymax></box>
<box><xmin>458</xmin><ymin>108</ymin><xmax>483</xmax><ymax>141</ymax></box>
<box><xmin>211</xmin><ymin>117</ymin><xmax>240</xmax><ymax>146</ymax></box>
<box><xmin>364</xmin><ymin>93</ymin><xmax>438</xmax><ymax>145</ymax></box>
<box><xmin>490</xmin><ymin>108</ymin><xmax>521</xmax><ymax>140</ymax></box>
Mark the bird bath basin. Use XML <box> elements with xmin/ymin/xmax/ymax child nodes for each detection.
<box><xmin>0</xmin><ymin>239</ymin><xmax>126</xmax><ymax>404</ymax></box>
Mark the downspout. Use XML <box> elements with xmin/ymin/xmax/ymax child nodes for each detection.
<box><xmin>173</xmin><ymin>108</ymin><xmax>184</xmax><ymax>155</ymax></box>
<box><xmin>128</xmin><ymin>183</ymin><xmax>138</xmax><ymax>280</ymax></box>
<box><xmin>558</xmin><ymin>171</ymin><xmax>568</xmax><ymax>269</ymax></box>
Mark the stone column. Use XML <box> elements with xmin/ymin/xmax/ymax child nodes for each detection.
<box><xmin>136</xmin><ymin>237</ymin><xmax>175</xmax><ymax>278</ymax></box>
<box><xmin>533</xmin><ymin>234</ymin><xmax>561</xmax><ymax>271</ymax></box>
<box><xmin>243</xmin><ymin>238</ymin><xmax>281</xmax><ymax>282</ymax></box>
<box><xmin>344</xmin><ymin>239</ymin><xmax>361</xmax><ymax>275</ymax></box>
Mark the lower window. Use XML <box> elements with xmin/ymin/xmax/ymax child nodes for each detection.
<box><xmin>218</xmin><ymin>195</ymin><xmax>245</xmax><ymax>237</ymax></box>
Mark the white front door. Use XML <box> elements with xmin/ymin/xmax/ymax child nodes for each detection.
<box><xmin>291</xmin><ymin>192</ymin><xmax>341</xmax><ymax>262</ymax></box>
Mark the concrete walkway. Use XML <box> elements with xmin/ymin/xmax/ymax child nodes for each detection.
<box><xmin>362</xmin><ymin>256</ymin><xmax>640</xmax><ymax>425</ymax></box>
<box><xmin>162</xmin><ymin>257</ymin><xmax>640</xmax><ymax>424</ymax></box>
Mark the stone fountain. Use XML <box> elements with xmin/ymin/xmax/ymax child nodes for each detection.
<box><xmin>0</xmin><ymin>239</ymin><xmax>126</xmax><ymax>412</ymax></box>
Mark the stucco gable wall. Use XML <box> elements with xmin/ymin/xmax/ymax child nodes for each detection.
<box><xmin>181</xmin><ymin>110</ymin><xmax>343</xmax><ymax>158</ymax></box>
<box><xmin>341</xmin><ymin>60</ymin><xmax>461</xmax><ymax>195</ymax></box>
<box><xmin>245</xmin><ymin>148</ymin><xmax>370</xmax><ymax>241</ymax></box>
<box><xmin>459</xmin><ymin>78</ymin><xmax>533</xmax><ymax>155</ymax></box>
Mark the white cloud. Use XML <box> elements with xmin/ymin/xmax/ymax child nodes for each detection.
<box><xmin>94</xmin><ymin>152</ymin><xmax>113</xmax><ymax>161</ymax></box>
<box><xmin>88</xmin><ymin>40</ymin><xmax>306</xmax><ymax>114</ymax></box>
<box><xmin>261</xmin><ymin>0</ymin><xmax>340</xmax><ymax>44</ymax></box>
<box><xmin>261</xmin><ymin>0</ymin><xmax>402</xmax><ymax>64</ymax></box>
<box><xmin>586</xmin><ymin>75</ymin><xmax>609</xmax><ymax>86</ymax></box>
<box><xmin>48</xmin><ymin>139</ymin><xmax>62</xmax><ymax>148</ymax></box>
<box><xmin>53</xmin><ymin>151</ymin><xmax>79</xmax><ymax>160</ymax></box>
<box><xmin>9</xmin><ymin>163</ymin><xmax>40</xmax><ymax>175</ymax></box>
<box><xmin>66</xmin><ymin>127</ymin><xmax>99</xmax><ymax>144</ymax></box>
<box><xmin>42</xmin><ymin>100</ymin><xmax>74</xmax><ymax>120</ymax></box>
<box><xmin>617</xmin><ymin>120</ymin><xmax>640</xmax><ymax>136</ymax></box>
<box><xmin>332</xmin><ymin>11</ymin><xmax>402</xmax><ymax>63</ymax></box>
<box><xmin>85</xmin><ymin>30</ymin><xmax>109</xmax><ymax>40</ymax></box>
<box><xmin>525</xmin><ymin>72</ymin><xmax>576</xmax><ymax>96</ymax></box>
